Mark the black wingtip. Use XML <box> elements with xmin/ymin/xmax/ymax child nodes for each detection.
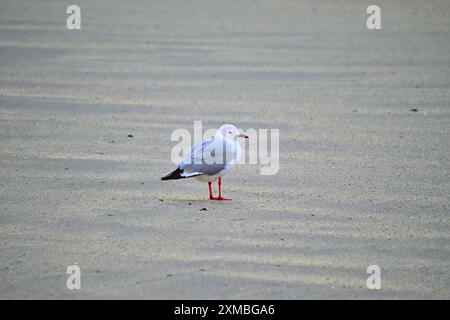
<box><xmin>161</xmin><ymin>167</ymin><xmax>184</xmax><ymax>181</ymax></box>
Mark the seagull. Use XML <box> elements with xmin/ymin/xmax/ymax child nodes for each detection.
<box><xmin>161</xmin><ymin>124</ymin><xmax>248</xmax><ymax>200</ymax></box>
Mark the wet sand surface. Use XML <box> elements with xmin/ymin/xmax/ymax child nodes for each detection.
<box><xmin>0</xmin><ymin>0</ymin><xmax>449</xmax><ymax>299</ymax></box>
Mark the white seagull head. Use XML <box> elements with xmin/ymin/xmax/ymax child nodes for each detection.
<box><xmin>215</xmin><ymin>124</ymin><xmax>249</xmax><ymax>140</ymax></box>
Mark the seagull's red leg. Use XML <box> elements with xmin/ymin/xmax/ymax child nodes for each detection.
<box><xmin>218</xmin><ymin>177</ymin><xmax>222</xmax><ymax>199</ymax></box>
<box><xmin>208</xmin><ymin>181</ymin><xmax>214</xmax><ymax>200</ymax></box>
<box><xmin>217</xmin><ymin>177</ymin><xmax>231</xmax><ymax>201</ymax></box>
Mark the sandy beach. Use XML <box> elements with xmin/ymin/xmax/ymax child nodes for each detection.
<box><xmin>0</xmin><ymin>0</ymin><xmax>449</xmax><ymax>299</ymax></box>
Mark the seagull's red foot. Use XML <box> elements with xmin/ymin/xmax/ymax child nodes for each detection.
<box><xmin>208</xmin><ymin>178</ymin><xmax>231</xmax><ymax>201</ymax></box>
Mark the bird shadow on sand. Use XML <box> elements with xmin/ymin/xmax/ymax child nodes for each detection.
<box><xmin>161</xmin><ymin>198</ymin><xmax>235</xmax><ymax>205</ymax></box>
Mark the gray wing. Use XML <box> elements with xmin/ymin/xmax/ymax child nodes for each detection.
<box><xmin>179</xmin><ymin>137</ymin><xmax>226</xmax><ymax>176</ymax></box>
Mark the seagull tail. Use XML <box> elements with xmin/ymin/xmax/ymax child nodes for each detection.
<box><xmin>161</xmin><ymin>167</ymin><xmax>185</xmax><ymax>180</ymax></box>
<box><xmin>161</xmin><ymin>168</ymin><xmax>203</xmax><ymax>180</ymax></box>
